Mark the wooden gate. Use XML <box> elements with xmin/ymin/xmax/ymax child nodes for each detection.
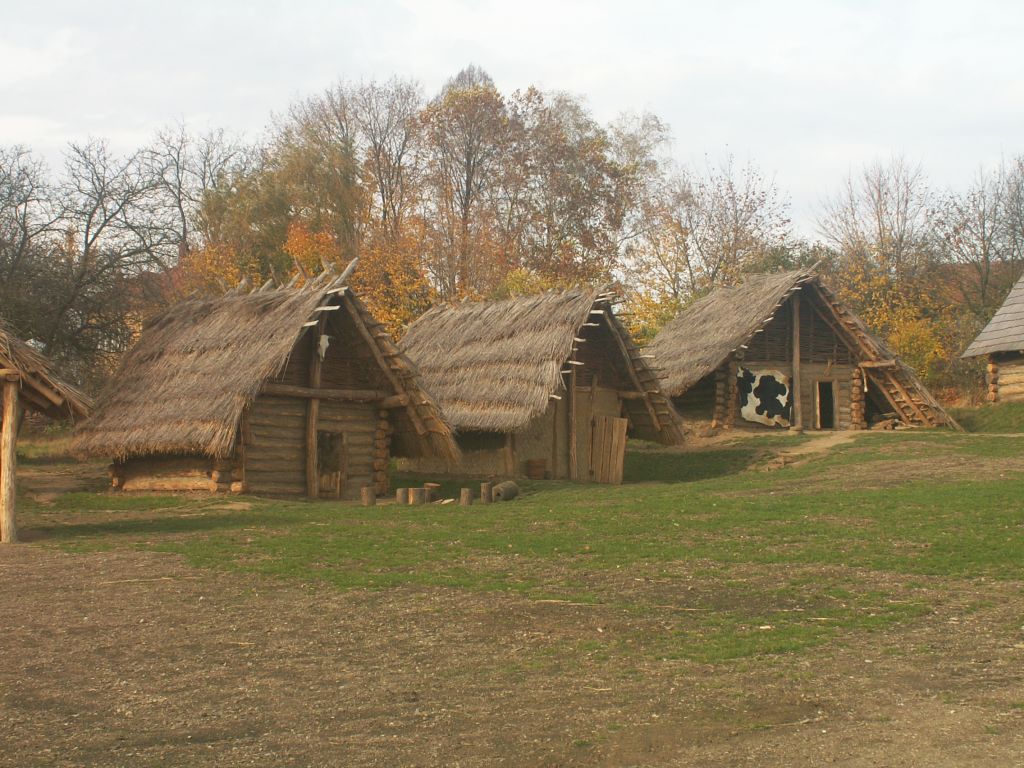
<box><xmin>591</xmin><ymin>415</ymin><xmax>628</xmax><ymax>484</ymax></box>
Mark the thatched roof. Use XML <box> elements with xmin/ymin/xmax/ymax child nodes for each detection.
<box><xmin>649</xmin><ymin>270</ymin><xmax>810</xmax><ymax>396</ymax></box>
<box><xmin>0</xmin><ymin>321</ymin><xmax>91</xmax><ymax>421</ymax></box>
<box><xmin>400</xmin><ymin>288</ymin><xmax>683</xmax><ymax>443</ymax></box>
<box><xmin>963</xmin><ymin>271</ymin><xmax>1024</xmax><ymax>357</ymax></box>
<box><xmin>649</xmin><ymin>269</ymin><xmax>958</xmax><ymax>429</ymax></box>
<box><xmin>74</xmin><ymin>273</ymin><xmax>458</xmax><ymax>462</ymax></box>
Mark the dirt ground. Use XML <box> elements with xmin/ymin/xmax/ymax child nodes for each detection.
<box><xmin>1</xmin><ymin>545</ymin><xmax>1022</xmax><ymax>767</ymax></box>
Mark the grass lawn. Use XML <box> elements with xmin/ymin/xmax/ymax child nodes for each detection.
<box><xmin>17</xmin><ymin>425</ymin><xmax>1024</xmax><ymax>664</ymax></box>
<box><xmin>5</xmin><ymin>417</ymin><xmax>1024</xmax><ymax>766</ymax></box>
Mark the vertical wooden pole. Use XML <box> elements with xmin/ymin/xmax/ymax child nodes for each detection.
<box><xmin>587</xmin><ymin>374</ymin><xmax>598</xmax><ymax>480</ymax></box>
<box><xmin>791</xmin><ymin>293</ymin><xmax>803</xmax><ymax>431</ymax></box>
<box><xmin>568</xmin><ymin>368</ymin><xmax>578</xmax><ymax>480</ymax></box>
<box><xmin>550</xmin><ymin>400</ymin><xmax>559</xmax><ymax>478</ymax></box>
<box><xmin>504</xmin><ymin>432</ymin><xmax>516</xmax><ymax>476</ymax></box>
<box><xmin>305</xmin><ymin>319</ymin><xmax>325</xmax><ymax>498</ymax></box>
<box><xmin>1</xmin><ymin>378</ymin><xmax>20</xmax><ymax>543</ymax></box>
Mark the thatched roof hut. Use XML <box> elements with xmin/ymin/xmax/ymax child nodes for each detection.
<box><xmin>75</xmin><ymin>272</ymin><xmax>458</xmax><ymax>498</ymax></box>
<box><xmin>0</xmin><ymin>322</ymin><xmax>91</xmax><ymax>422</ymax></box>
<box><xmin>963</xmin><ymin>271</ymin><xmax>1024</xmax><ymax>402</ymax></box>
<box><xmin>400</xmin><ymin>288</ymin><xmax>682</xmax><ymax>483</ymax></box>
<box><xmin>1</xmin><ymin>322</ymin><xmax>91</xmax><ymax>542</ymax></box>
<box><xmin>649</xmin><ymin>269</ymin><xmax>957</xmax><ymax>430</ymax></box>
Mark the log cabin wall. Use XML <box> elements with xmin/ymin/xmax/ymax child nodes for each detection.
<box><xmin>241</xmin><ymin>306</ymin><xmax>395</xmax><ymax>499</ymax></box>
<box><xmin>112</xmin><ymin>455</ymin><xmax>216</xmax><ymax>492</ymax></box>
<box><xmin>991</xmin><ymin>351</ymin><xmax>1024</xmax><ymax>402</ymax></box>
<box><xmin>243</xmin><ymin>394</ymin><xmax>306</xmax><ymax>495</ymax></box>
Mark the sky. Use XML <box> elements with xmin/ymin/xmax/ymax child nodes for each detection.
<box><xmin>2</xmin><ymin>0</ymin><xmax>1023</xmax><ymax>236</ymax></box>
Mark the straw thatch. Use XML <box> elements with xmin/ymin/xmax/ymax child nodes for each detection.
<box><xmin>649</xmin><ymin>269</ymin><xmax>957</xmax><ymax>429</ymax></box>
<box><xmin>649</xmin><ymin>270</ymin><xmax>808</xmax><ymax>396</ymax></box>
<box><xmin>0</xmin><ymin>321</ymin><xmax>91</xmax><ymax>421</ymax></box>
<box><xmin>400</xmin><ymin>288</ymin><xmax>683</xmax><ymax>442</ymax></box>
<box><xmin>962</xmin><ymin>271</ymin><xmax>1024</xmax><ymax>357</ymax></box>
<box><xmin>74</xmin><ymin>274</ymin><xmax>458</xmax><ymax>462</ymax></box>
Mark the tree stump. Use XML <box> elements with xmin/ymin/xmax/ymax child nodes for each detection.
<box><xmin>480</xmin><ymin>482</ymin><xmax>492</xmax><ymax>504</ymax></box>
<box><xmin>459</xmin><ymin>488</ymin><xmax>473</xmax><ymax>506</ymax></box>
<box><xmin>395</xmin><ymin>487</ymin><xmax>409</xmax><ymax>505</ymax></box>
<box><xmin>408</xmin><ymin>487</ymin><xmax>426</xmax><ymax>505</ymax></box>
<box><xmin>360</xmin><ymin>486</ymin><xmax>376</xmax><ymax>506</ymax></box>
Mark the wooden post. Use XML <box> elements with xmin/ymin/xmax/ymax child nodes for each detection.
<box><xmin>504</xmin><ymin>432</ymin><xmax>516</xmax><ymax>476</ymax></box>
<box><xmin>459</xmin><ymin>488</ymin><xmax>473</xmax><ymax>506</ymax></box>
<box><xmin>360</xmin><ymin>486</ymin><xmax>376</xmax><ymax>506</ymax></box>
<box><xmin>305</xmin><ymin>317</ymin><xmax>326</xmax><ymax>498</ymax></box>
<box><xmin>395</xmin><ymin>487</ymin><xmax>409</xmax><ymax>505</ymax></box>
<box><xmin>480</xmin><ymin>481</ymin><xmax>492</xmax><ymax>504</ymax></box>
<box><xmin>791</xmin><ymin>292</ymin><xmax>803</xmax><ymax>431</ymax></box>
<box><xmin>1</xmin><ymin>378</ymin><xmax>20</xmax><ymax>543</ymax></box>
<box><xmin>408</xmin><ymin>487</ymin><xmax>426</xmax><ymax>505</ymax></box>
<box><xmin>550</xmin><ymin>401</ymin><xmax>559</xmax><ymax>478</ymax></box>
<box><xmin>568</xmin><ymin>367</ymin><xmax>578</xmax><ymax>480</ymax></box>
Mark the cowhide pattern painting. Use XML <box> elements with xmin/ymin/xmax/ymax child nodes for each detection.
<box><xmin>737</xmin><ymin>368</ymin><xmax>792</xmax><ymax>427</ymax></box>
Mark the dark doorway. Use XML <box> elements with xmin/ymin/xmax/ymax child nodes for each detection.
<box><xmin>817</xmin><ymin>381</ymin><xmax>835</xmax><ymax>429</ymax></box>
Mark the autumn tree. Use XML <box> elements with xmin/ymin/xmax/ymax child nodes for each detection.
<box><xmin>420</xmin><ymin>66</ymin><xmax>509</xmax><ymax>297</ymax></box>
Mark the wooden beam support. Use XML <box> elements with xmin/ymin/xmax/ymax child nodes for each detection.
<box><xmin>378</xmin><ymin>393</ymin><xmax>409</xmax><ymax>409</ymax></box>
<box><xmin>568</xmin><ymin>367</ymin><xmax>578</xmax><ymax>481</ymax></box>
<box><xmin>1</xmin><ymin>380</ymin><xmax>20</xmax><ymax>543</ymax></box>
<box><xmin>858</xmin><ymin>360</ymin><xmax>897</xmax><ymax>369</ymax></box>
<box><xmin>305</xmin><ymin>316</ymin><xmax>326</xmax><ymax>499</ymax></box>
<box><xmin>791</xmin><ymin>291</ymin><xmax>802</xmax><ymax>430</ymax></box>
<box><xmin>263</xmin><ymin>383</ymin><xmax>390</xmax><ymax>401</ymax></box>
<box><xmin>603</xmin><ymin>317</ymin><xmax>662</xmax><ymax>430</ymax></box>
<box><xmin>341</xmin><ymin>294</ymin><xmax>428</xmax><ymax>438</ymax></box>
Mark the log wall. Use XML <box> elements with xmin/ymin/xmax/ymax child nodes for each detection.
<box><xmin>243</xmin><ymin>394</ymin><xmax>306</xmax><ymax>495</ymax></box>
<box><xmin>113</xmin><ymin>455</ymin><xmax>217</xmax><ymax>493</ymax></box>
<box><xmin>992</xmin><ymin>352</ymin><xmax>1024</xmax><ymax>403</ymax></box>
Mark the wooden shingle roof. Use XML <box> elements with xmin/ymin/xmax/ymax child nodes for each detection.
<box><xmin>963</xmin><ymin>273</ymin><xmax>1024</xmax><ymax>358</ymax></box>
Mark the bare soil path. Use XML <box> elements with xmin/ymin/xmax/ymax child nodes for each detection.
<box><xmin>1</xmin><ymin>545</ymin><xmax>1022</xmax><ymax>767</ymax></box>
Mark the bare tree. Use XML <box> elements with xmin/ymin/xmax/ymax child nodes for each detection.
<box><xmin>818</xmin><ymin>157</ymin><xmax>934</xmax><ymax>281</ymax></box>
<box><xmin>351</xmin><ymin>78</ymin><xmax>424</xmax><ymax>236</ymax></box>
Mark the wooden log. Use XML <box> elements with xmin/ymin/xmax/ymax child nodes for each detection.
<box><xmin>492</xmin><ymin>480</ymin><xmax>519</xmax><ymax>501</ymax></box>
<box><xmin>460</xmin><ymin>488</ymin><xmax>473</xmax><ymax>506</ymax></box>
<box><xmin>424</xmin><ymin>482</ymin><xmax>441</xmax><ymax>502</ymax></box>
<box><xmin>121</xmin><ymin>475</ymin><xmax>217</xmax><ymax>492</ymax></box>
<box><xmin>1</xmin><ymin>380</ymin><xmax>20</xmax><ymax>543</ymax></box>
<box><xmin>360</xmin><ymin>486</ymin><xmax>376</xmax><ymax>506</ymax></box>
<box><xmin>408</xmin><ymin>487</ymin><xmax>426</xmax><ymax>505</ymax></box>
<box><xmin>568</xmin><ymin>367</ymin><xmax>578</xmax><ymax>480</ymax></box>
<box><xmin>379</xmin><ymin>394</ymin><xmax>409</xmax><ymax>409</ymax></box>
<box><xmin>262</xmin><ymin>383</ymin><xmax>390</xmax><ymax>401</ymax></box>
<box><xmin>790</xmin><ymin>292</ymin><xmax>802</xmax><ymax>430</ymax></box>
<box><xmin>480</xmin><ymin>482</ymin><xmax>492</xmax><ymax>504</ymax></box>
<box><xmin>230</xmin><ymin>481</ymin><xmax>247</xmax><ymax>494</ymax></box>
<box><xmin>395</xmin><ymin>487</ymin><xmax>409</xmax><ymax>504</ymax></box>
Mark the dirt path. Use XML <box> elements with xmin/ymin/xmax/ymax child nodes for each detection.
<box><xmin>1</xmin><ymin>546</ymin><xmax>1021</xmax><ymax>767</ymax></box>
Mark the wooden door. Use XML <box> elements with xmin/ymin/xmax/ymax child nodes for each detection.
<box><xmin>591</xmin><ymin>415</ymin><xmax>629</xmax><ymax>484</ymax></box>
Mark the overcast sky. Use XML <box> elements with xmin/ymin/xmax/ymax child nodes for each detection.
<box><xmin>2</xmin><ymin>0</ymin><xmax>1022</xmax><ymax>235</ymax></box>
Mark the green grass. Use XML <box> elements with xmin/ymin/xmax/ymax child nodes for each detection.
<box><xmin>16</xmin><ymin>429</ymin><xmax>1024</xmax><ymax>664</ymax></box>
<box><xmin>950</xmin><ymin>401</ymin><xmax>1024</xmax><ymax>433</ymax></box>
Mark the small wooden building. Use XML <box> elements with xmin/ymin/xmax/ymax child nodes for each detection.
<box><xmin>399</xmin><ymin>288</ymin><xmax>683</xmax><ymax>484</ymax></box>
<box><xmin>74</xmin><ymin>274</ymin><xmax>458</xmax><ymax>499</ymax></box>
<box><xmin>1</xmin><ymin>323</ymin><xmax>91</xmax><ymax>542</ymax></box>
<box><xmin>649</xmin><ymin>269</ymin><xmax>957</xmax><ymax>431</ymax></box>
<box><xmin>962</xmin><ymin>272</ymin><xmax>1024</xmax><ymax>402</ymax></box>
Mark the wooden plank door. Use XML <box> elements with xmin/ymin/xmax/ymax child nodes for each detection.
<box><xmin>591</xmin><ymin>415</ymin><xmax>629</xmax><ymax>484</ymax></box>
